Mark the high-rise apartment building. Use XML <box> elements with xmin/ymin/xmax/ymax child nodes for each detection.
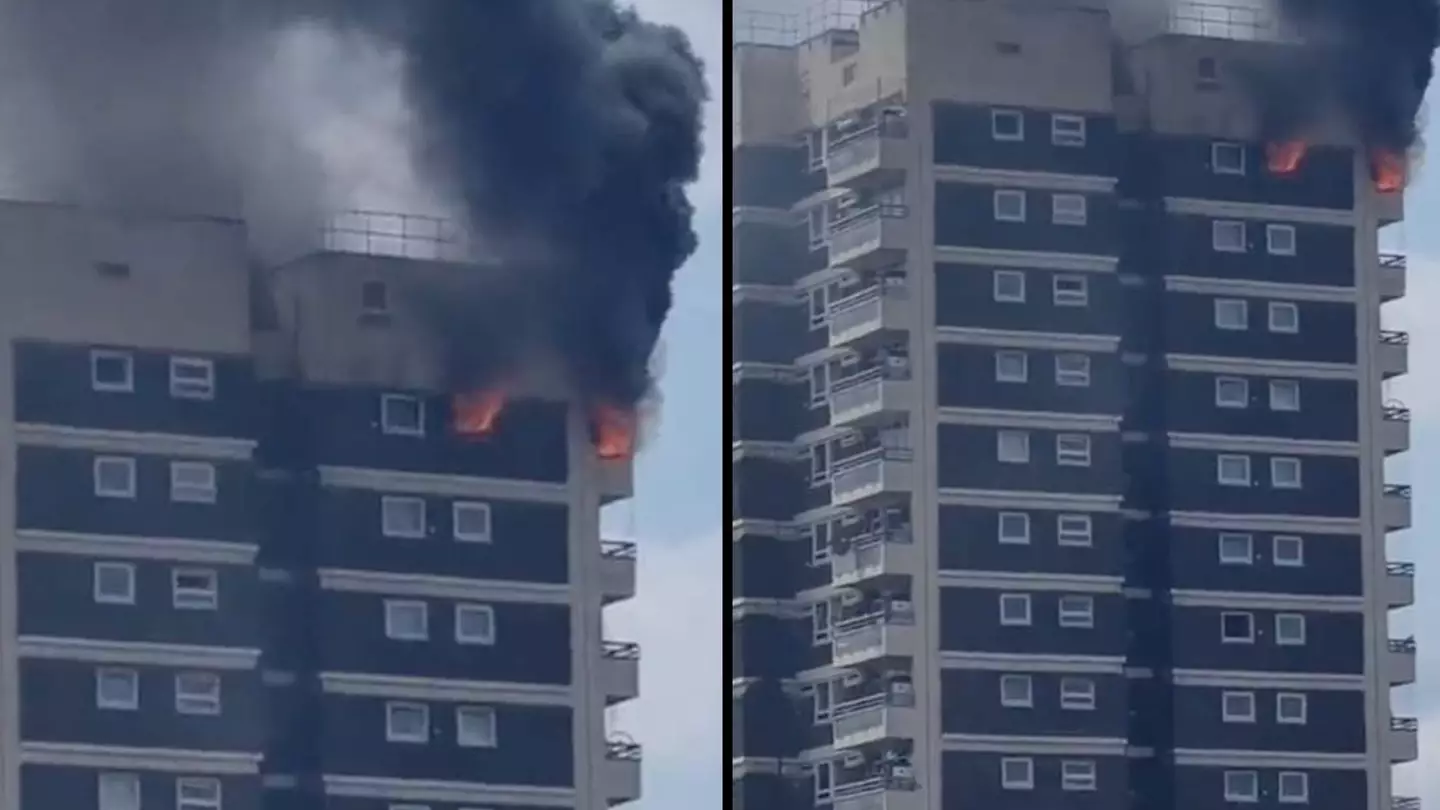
<box><xmin>0</xmin><ymin>203</ymin><xmax>642</xmax><ymax>810</ymax></box>
<box><xmin>731</xmin><ymin>2</ymin><xmax>1417</xmax><ymax>809</ymax></box>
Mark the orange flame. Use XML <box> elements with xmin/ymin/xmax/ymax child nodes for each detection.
<box><xmin>1371</xmin><ymin>150</ymin><xmax>1406</xmax><ymax>193</ymax></box>
<box><xmin>1266</xmin><ymin>140</ymin><xmax>1308</xmax><ymax>175</ymax></box>
<box><xmin>590</xmin><ymin>404</ymin><xmax>636</xmax><ymax>460</ymax></box>
<box><xmin>453</xmin><ymin>389</ymin><xmax>507</xmax><ymax>439</ymax></box>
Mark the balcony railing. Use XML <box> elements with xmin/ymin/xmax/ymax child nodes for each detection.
<box><xmin>828</xmin><ymin>279</ymin><xmax>907</xmax><ymax>340</ymax></box>
<box><xmin>831</xmin><ymin>527</ymin><xmax>914</xmax><ymax>582</ymax></box>
<box><xmin>606</xmin><ymin>739</ymin><xmax>643</xmax><ymax>761</ymax></box>
<box><xmin>321</xmin><ymin>210</ymin><xmax>480</xmax><ymax>262</ymax></box>
<box><xmin>1381</xmin><ymin>330</ymin><xmax>1411</xmax><ymax>346</ymax></box>
<box><xmin>601</xmin><ymin>539</ymin><xmax>638</xmax><ymax>559</ymax></box>
<box><xmin>1392</xmin><ymin>716</ymin><xmax>1419</xmax><ymax>732</ymax></box>
<box><xmin>1388</xmin><ymin>562</ymin><xmax>1416</xmax><ymax>577</ymax></box>
<box><xmin>832</xmin><ymin>604</ymin><xmax>915</xmax><ymax>660</ymax></box>
<box><xmin>602</xmin><ymin>640</ymin><xmax>641</xmax><ymax>660</ymax></box>
<box><xmin>1385</xmin><ymin>484</ymin><xmax>1413</xmax><ymax>500</ymax></box>
<box><xmin>1381</xmin><ymin>252</ymin><xmax>1408</xmax><ymax>270</ymax></box>
<box><xmin>829</xmin><ymin>364</ymin><xmax>910</xmax><ymax>421</ymax></box>
<box><xmin>1384</xmin><ymin>403</ymin><xmax>1412</xmax><ymax>422</ymax></box>
<box><xmin>827</xmin><ymin>204</ymin><xmax>908</xmax><ymax>259</ymax></box>
<box><xmin>1395</xmin><ymin>796</ymin><xmax>1422</xmax><ymax>810</ymax></box>
<box><xmin>1390</xmin><ymin>636</ymin><xmax>1417</xmax><ymax>654</ymax></box>
<box><xmin>827</xmin><ymin>118</ymin><xmax>908</xmax><ymax>178</ymax></box>
<box><xmin>830</xmin><ymin>446</ymin><xmax>913</xmax><ymax>501</ymax></box>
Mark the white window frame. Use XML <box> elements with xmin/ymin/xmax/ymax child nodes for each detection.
<box><xmin>810</xmin><ymin>442</ymin><xmax>830</xmax><ymax>484</ymax></box>
<box><xmin>452</xmin><ymin>501</ymin><xmax>493</xmax><ymax>543</ymax></box>
<box><xmin>1055</xmin><ymin>353</ymin><xmax>1091</xmax><ymax>387</ymax></box>
<box><xmin>1268</xmin><ymin>301</ymin><xmax>1300</xmax><ymax>334</ymax></box>
<box><xmin>808</xmin><ymin>363</ymin><xmax>829</xmax><ymax>406</ymax></box>
<box><xmin>1224</xmin><ymin>770</ymin><xmax>1260</xmax><ymax>803</ymax></box>
<box><xmin>1061</xmin><ymin>760</ymin><xmax>1097</xmax><ymax>792</ymax></box>
<box><xmin>1269</xmin><ymin>379</ymin><xmax>1301</xmax><ymax>412</ymax></box>
<box><xmin>1218</xmin><ymin>532</ymin><xmax>1253</xmax><ymax>565</ymax></box>
<box><xmin>1276</xmin><ymin>692</ymin><xmax>1308</xmax><ymax>725</ymax></box>
<box><xmin>993</xmin><ymin>270</ymin><xmax>1026</xmax><ymax>303</ymax></box>
<box><xmin>174</xmin><ymin>671</ymin><xmax>222</xmax><ymax>716</ymax></box>
<box><xmin>94</xmin><ymin>456</ymin><xmax>137</xmax><ymax>499</ymax></box>
<box><xmin>1057</xmin><ymin>514</ymin><xmax>1093</xmax><ymax>547</ymax></box>
<box><xmin>1053</xmin><ymin>274</ymin><xmax>1089</xmax><ymax>307</ymax></box>
<box><xmin>993</xmin><ymin>189</ymin><xmax>1027</xmax><ymax>222</ymax></box>
<box><xmin>380</xmin><ymin>393</ymin><xmax>426</xmax><ymax>437</ymax></box>
<box><xmin>1056</xmin><ymin>433</ymin><xmax>1092</xmax><ymax>467</ymax></box>
<box><xmin>999</xmin><ymin>674</ymin><xmax>1033</xmax><ymax>708</ymax></box>
<box><xmin>93</xmin><ymin>562</ymin><xmax>136</xmax><ymax>605</ymax></box>
<box><xmin>382</xmin><ymin>495</ymin><xmax>427</xmax><ymax>538</ymax></box>
<box><xmin>1058</xmin><ymin>595</ymin><xmax>1095</xmax><ymax>628</ymax></box>
<box><xmin>455</xmin><ymin>603</ymin><xmax>496</xmax><ymax>645</ymax></box>
<box><xmin>994</xmin><ymin>350</ymin><xmax>1028</xmax><ymax>383</ymax></box>
<box><xmin>1214</xmin><ymin>298</ymin><xmax>1248</xmax><ymax>330</ymax></box>
<box><xmin>1267</xmin><ymin>223</ymin><xmax>1297</xmax><ymax>256</ymax></box>
<box><xmin>1052</xmin><ymin>193</ymin><xmax>1088</xmax><ymax>226</ymax></box>
<box><xmin>991</xmin><ymin>109</ymin><xmax>1025</xmax><ymax>142</ymax></box>
<box><xmin>385</xmin><ymin>599</ymin><xmax>429</xmax><ymax>641</ymax></box>
<box><xmin>808</xmin><ymin>286</ymin><xmax>828</xmax><ymax>328</ymax></box>
<box><xmin>813</xmin><ymin>600</ymin><xmax>831</xmax><ymax>644</ymax></box>
<box><xmin>98</xmin><ymin>773</ymin><xmax>140</xmax><ymax>810</ymax></box>
<box><xmin>1271</xmin><ymin>457</ymin><xmax>1303</xmax><ymax>489</ymax></box>
<box><xmin>1060</xmin><ymin>677</ymin><xmax>1096</xmax><ymax>710</ymax></box>
<box><xmin>169</xmin><ymin>461</ymin><xmax>217</xmax><ymax>504</ymax></box>
<box><xmin>172</xmin><ymin>568</ymin><xmax>218</xmax><ymax>611</ymax></box>
<box><xmin>813</xmin><ymin>679</ymin><xmax>833</xmax><ymax>722</ymax></box>
<box><xmin>999</xmin><ymin>593</ymin><xmax>1032</xmax><ymax>627</ymax></box>
<box><xmin>1051</xmin><ymin>114</ymin><xmax>1086</xmax><ymax>147</ymax></box>
<box><xmin>1215</xmin><ymin>376</ymin><xmax>1249</xmax><ymax>408</ymax></box>
<box><xmin>1222</xmin><ymin>690</ymin><xmax>1257</xmax><ymax>723</ymax></box>
<box><xmin>1000</xmin><ymin>757</ymin><xmax>1034</xmax><ymax>790</ymax></box>
<box><xmin>456</xmin><ymin>705</ymin><xmax>499</xmax><ymax>748</ymax></box>
<box><xmin>1221</xmin><ymin>611</ymin><xmax>1255</xmax><ymax>644</ymax></box>
<box><xmin>1217</xmin><ymin>454</ymin><xmax>1252</xmax><ymax>486</ymax></box>
<box><xmin>1276</xmin><ymin>613</ymin><xmax>1307</xmax><ymax>646</ymax></box>
<box><xmin>96</xmin><ymin>667</ymin><xmax>139</xmax><ymax>710</ymax></box>
<box><xmin>1273</xmin><ymin>535</ymin><xmax>1305</xmax><ymax>567</ymax></box>
<box><xmin>176</xmin><ymin>777</ymin><xmax>221</xmax><ymax>810</ymax></box>
<box><xmin>1278</xmin><ymin>771</ymin><xmax>1310</xmax><ymax>804</ymax></box>
<box><xmin>169</xmin><ymin>357</ymin><xmax>215</xmax><ymax>400</ymax></box>
<box><xmin>1213</xmin><ymin>219</ymin><xmax>1247</xmax><ymax>252</ymax></box>
<box><xmin>1212</xmin><ymin>142</ymin><xmax>1246</xmax><ymax>175</ymax></box>
<box><xmin>998</xmin><ymin>511</ymin><xmax>1030</xmax><ymax>545</ymax></box>
<box><xmin>91</xmin><ymin>349</ymin><xmax>135</xmax><ymax>393</ymax></box>
<box><xmin>385</xmin><ymin>701</ymin><xmax>430</xmax><ymax>744</ymax></box>
<box><xmin>813</xmin><ymin>759</ymin><xmax>834</xmax><ymax>802</ymax></box>
<box><xmin>996</xmin><ymin>430</ymin><xmax>1031</xmax><ymax>464</ymax></box>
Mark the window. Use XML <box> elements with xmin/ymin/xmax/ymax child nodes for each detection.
<box><xmin>1053</xmin><ymin>274</ymin><xmax>1089</xmax><ymax>306</ymax></box>
<box><xmin>1267</xmin><ymin>223</ymin><xmax>1297</xmax><ymax>255</ymax></box>
<box><xmin>841</xmin><ymin>63</ymin><xmax>857</xmax><ymax>86</ymax></box>
<box><xmin>1224</xmin><ymin>770</ymin><xmax>1259</xmax><ymax>802</ymax></box>
<box><xmin>995</xmin><ymin>350</ymin><xmax>1028</xmax><ymax>383</ymax></box>
<box><xmin>1273</xmin><ymin>535</ymin><xmax>1304</xmax><ymax>567</ymax></box>
<box><xmin>813</xmin><ymin>680</ymin><xmax>832</xmax><ymax>721</ymax></box>
<box><xmin>1218</xmin><ymin>533</ymin><xmax>1253</xmax><ymax>565</ymax></box>
<box><xmin>1277</xmin><ymin>692</ymin><xmax>1308</xmax><ymax>724</ymax></box>
<box><xmin>1221</xmin><ymin>611</ymin><xmax>1255</xmax><ymax>643</ymax></box>
<box><xmin>1213</xmin><ymin>219</ymin><xmax>1246</xmax><ymax>252</ymax></box>
<box><xmin>999</xmin><ymin>593</ymin><xmax>1031</xmax><ymax>626</ymax></box>
<box><xmin>382</xmin><ymin>496</ymin><xmax>427</xmax><ymax>538</ymax></box>
<box><xmin>176</xmin><ymin>777</ymin><xmax>221</xmax><ymax>810</ymax></box>
<box><xmin>1278</xmin><ymin>771</ymin><xmax>1309</xmax><ymax>803</ymax></box>
<box><xmin>385</xmin><ymin>600</ymin><xmax>429</xmax><ymax>641</ymax></box>
<box><xmin>1268</xmin><ymin>301</ymin><xmax>1300</xmax><ymax>333</ymax></box>
<box><xmin>1061</xmin><ymin>760</ymin><xmax>1097</xmax><ymax>792</ymax></box>
<box><xmin>997</xmin><ymin>430</ymin><xmax>1030</xmax><ymax>464</ymax></box>
<box><xmin>1271</xmin><ymin>457</ymin><xmax>1303</xmax><ymax>489</ymax></box>
<box><xmin>993</xmin><ymin>189</ymin><xmax>1026</xmax><ymax>222</ymax></box>
<box><xmin>1212</xmin><ymin>142</ymin><xmax>1246</xmax><ymax>175</ymax></box>
<box><xmin>808</xmin><ymin>286</ymin><xmax>828</xmax><ymax>328</ymax></box>
<box><xmin>1052</xmin><ymin>114</ymin><xmax>1086</xmax><ymax>146</ymax></box>
<box><xmin>98</xmin><ymin>773</ymin><xmax>140</xmax><ymax>810</ymax></box>
<box><xmin>386</xmin><ymin>701</ymin><xmax>429</xmax><ymax>743</ymax></box>
<box><xmin>813</xmin><ymin>760</ymin><xmax>834</xmax><ymax>802</ymax></box>
<box><xmin>1057</xmin><ymin>514</ymin><xmax>1093</xmax><ymax>547</ymax></box>
<box><xmin>1269</xmin><ymin>379</ymin><xmax>1300</xmax><ymax>411</ymax></box>
<box><xmin>1198</xmin><ymin>56</ymin><xmax>1219</xmax><ymax>82</ymax></box>
<box><xmin>1215</xmin><ymin>376</ymin><xmax>1249</xmax><ymax>408</ymax></box>
<box><xmin>1058</xmin><ymin>595</ymin><xmax>1095</xmax><ymax>628</ymax></box>
<box><xmin>456</xmin><ymin>705</ymin><xmax>498</xmax><ymax>747</ymax></box>
<box><xmin>1056</xmin><ymin>434</ymin><xmax>1091</xmax><ymax>467</ymax></box>
<box><xmin>452</xmin><ymin>501</ymin><xmax>492</xmax><ymax>542</ymax></box>
<box><xmin>1000</xmin><ymin>674</ymin><xmax>1033</xmax><ymax>707</ymax></box>
<box><xmin>1055</xmin><ymin>354</ymin><xmax>1091</xmax><ymax>387</ymax></box>
<box><xmin>1222</xmin><ymin>690</ymin><xmax>1256</xmax><ymax>723</ymax></box>
<box><xmin>811</xmin><ymin>524</ymin><xmax>830</xmax><ymax>566</ymax></box>
<box><xmin>1060</xmin><ymin>677</ymin><xmax>1096</xmax><ymax>710</ymax></box>
<box><xmin>94</xmin><ymin>456</ymin><xmax>137</xmax><ymax>498</ymax></box>
<box><xmin>169</xmin><ymin>357</ymin><xmax>215</xmax><ymax>400</ymax></box>
<box><xmin>91</xmin><ymin>349</ymin><xmax>134</xmax><ymax>393</ymax></box>
<box><xmin>455</xmin><ymin>603</ymin><xmax>496</xmax><ymax>645</ymax></box>
<box><xmin>1000</xmin><ymin>757</ymin><xmax>1034</xmax><ymax>790</ymax></box>
<box><xmin>809</xmin><ymin>363</ymin><xmax>828</xmax><ymax>405</ymax></box>
<box><xmin>172</xmin><ymin>568</ymin><xmax>218</xmax><ymax>610</ymax></box>
<box><xmin>810</xmin><ymin>442</ymin><xmax>829</xmax><ymax>484</ymax></box>
<box><xmin>170</xmin><ymin>461</ymin><xmax>217</xmax><ymax>504</ymax></box>
<box><xmin>1214</xmin><ymin>298</ymin><xmax>1248</xmax><ymax>330</ymax></box>
<box><xmin>1217</xmin><ymin>454</ymin><xmax>1251</xmax><ymax>486</ymax></box>
<box><xmin>1275</xmin><ymin>613</ymin><xmax>1307</xmax><ymax>645</ymax></box>
<box><xmin>998</xmin><ymin>511</ymin><xmax>1030</xmax><ymax>544</ymax></box>
<box><xmin>175</xmin><ymin>672</ymin><xmax>221</xmax><ymax>715</ymax></box>
<box><xmin>1052</xmin><ymin>193</ymin><xmax>1088</xmax><ymax>226</ymax></box>
<box><xmin>361</xmin><ymin>279</ymin><xmax>389</xmax><ymax>314</ymax></box>
<box><xmin>993</xmin><ymin>270</ymin><xmax>1026</xmax><ymax>302</ymax></box>
<box><xmin>991</xmin><ymin>109</ymin><xmax>1024</xmax><ymax>141</ymax></box>
<box><xmin>381</xmin><ymin>394</ymin><xmax>425</xmax><ymax>436</ymax></box>
<box><xmin>813</xmin><ymin>600</ymin><xmax>831</xmax><ymax>643</ymax></box>
<box><xmin>94</xmin><ymin>562</ymin><xmax>135</xmax><ymax>605</ymax></box>
<box><xmin>96</xmin><ymin>667</ymin><xmax>139</xmax><ymax>710</ymax></box>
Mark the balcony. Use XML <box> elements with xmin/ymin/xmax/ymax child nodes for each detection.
<box><xmin>1389</xmin><ymin>716</ymin><xmax>1419</xmax><ymax>762</ymax></box>
<box><xmin>1387</xmin><ymin>636</ymin><xmax>1417</xmax><ymax>685</ymax></box>
<box><xmin>829</xmin><ymin>367</ymin><xmax>914</xmax><ymax>428</ymax></box>
<box><xmin>831</xmin><ymin>689</ymin><xmax>920</xmax><ymax>750</ymax></box>
<box><xmin>1383</xmin><ymin>484</ymin><xmax>1413</xmax><ymax>531</ymax></box>
<box><xmin>827</xmin><ymin>278</ymin><xmax>910</xmax><ymax>349</ymax></box>
<box><xmin>1387</xmin><ymin>562</ymin><xmax>1415</xmax><ymax>609</ymax></box>
<box><xmin>599</xmin><ymin>641</ymin><xmax>640</xmax><ymax>706</ymax></box>
<box><xmin>599</xmin><ymin>540</ymin><xmax>637</xmax><ymax>604</ymax></box>
<box><xmin>831</xmin><ymin>527</ymin><xmax>918</xmax><ymax>587</ymax></box>
<box><xmin>1395</xmin><ymin>797</ymin><xmax>1422</xmax><ymax>810</ymax></box>
<box><xmin>831</xmin><ymin>447</ymin><xmax>915</xmax><ymax>507</ymax></box>
<box><xmin>1382</xmin><ymin>402</ymin><xmax>1412</xmax><ymax>455</ymax></box>
<box><xmin>827</xmin><ymin>118</ymin><xmax>908</xmax><ymax>189</ymax></box>
<box><xmin>832</xmin><ymin>606</ymin><xmax>918</xmax><ymax>668</ymax></box>
<box><xmin>827</xmin><ymin>205</ymin><xmax>911</xmax><ymax>269</ymax></box>
<box><xmin>602</xmin><ymin>739</ymin><xmax>642</xmax><ymax>806</ymax></box>
<box><xmin>830</xmin><ymin>770</ymin><xmax>922</xmax><ymax>810</ymax></box>
<box><xmin>1379</xmin><ymin>253</ymin><xmax>1407</xmax><ymax>301</ymax></box>
<box><xmin>1379</xmin><ymin>330</ymin><xmax>1410</xmax><ymax>378</ymax></box>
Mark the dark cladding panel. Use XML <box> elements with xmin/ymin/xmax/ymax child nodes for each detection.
<box><xmin>933</xmin><ymin>263</ymin><xmax>1121</xmax><ymax>335</ymax></box>
<box><xmin>734</xmin><ymin>143</ymin><xmax>821</xmax><ymax>209</ymax></box>
<box><xmin>935</xmin><ymin>184</ymin><xmax>1119</xmax><ymax>256</ymax></box>
<box><xmin>937</xmin><ymin>505</ymin><xmax>1124</xmax><ymax>577</ymax></box>
<box><xmin>932</xmin><ymin>103</ymin><xmax>1120</xmax><ymax>177</ymax></box>
<box><xmin>935</xmin><ymin>344</ymin><xmax>1125</xmax><ymax>414</ymax></box>
<box><xmin>733</xmin><ymin>457</ymin><xmax>803</xmax><ymax>521</ymax></box>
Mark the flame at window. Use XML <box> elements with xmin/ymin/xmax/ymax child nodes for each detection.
<box><xmin>453</xmin><ymin>389</ymin><xmax>507</xmax><ymax>439</ymax></box>
<box><xmin>1265</xmin><ymin>140</ymin><xmax>1308</xmax><ymax>175</ymax></box>
<box><xmin>590</xmin><ymin>404</ymin><xmax>636</xmax><ymax>460</ymax></box>
<box><xmin>1370</xmin><ymin>149</ymin><xmax>1406</xmax><ymax>193</ymax></box>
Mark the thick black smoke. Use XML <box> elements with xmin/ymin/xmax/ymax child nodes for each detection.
<box><xmin>0</xmin><ymin>0</ymin><xmax>707</xmax><ymax>410</ymax></box>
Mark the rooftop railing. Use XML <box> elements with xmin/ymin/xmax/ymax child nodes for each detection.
<box><xmin>320</xmin><ymin>210</ymin><xmax>485</xmax><ymax>262</ymax></box>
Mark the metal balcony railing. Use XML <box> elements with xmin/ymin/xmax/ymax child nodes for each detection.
<box><xmin>1384</xmin><ymin>402</ymin><xmax>1412</xmax><ymax>422</ymax></box>
<box><xmin>1392</xmin><ymin>716</ymin><xmax>1419</xmax><ymax>732</ymax></box>
<box><xmin>601</xmin><ymin>539</ymin><xmax>638</xmax><ymax>559</ymax></box>
<box><xmin>1164</xmin><ymin>1</ymin><xmax>1295</xmax><ymax>41</ymax></box>
<box><xmin>1395</xmin><ymin>796</ymin><xmax>1421</xmax><ymax>810</ymax></box>
<box><xmin>1381</xmin><ymin>330</ymin><xmax>1411</xmax><ymax>346</ymax></box>
<box><xmin>1385</xmin><ymin>484</ymin><xmax>1414</xmax><ymax>500</ymax></box>
<box><xmin>827</xmin><ymin>118</ymin><xmax>908</xmax><ymax>177</ymax></box>
<box><xmin>605</xmin><ymin>739</ymin><xmax>643</xmax><ymax>761</ymax></box>
<box><xmin>1381</xmin><ymin>252</ymin><xmax>1408</xmax><ymax>270</ymax></box>
<box><xmin>1388</xmin><ymin>562</ymin><xmax>1416</xmax><ymax>577</ymax></box>
<box><xmin>828</xmin><ymin>279</ymin><xmax>907</xmax><ymax>338</ymax></box>
<box><xmin>321</xmin><ymin>210</ymin><xmax>482</xmax><ymax>262</ymax></box>
<box><xmin>1389</xmin><ymin>636</ymin><xmax>1417</xmax><ymax>654</ymax></box>
<box><xmin>602</xmin><ymin>640</ymin><xmax>641</xmax><ymax>660</ymax></box>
